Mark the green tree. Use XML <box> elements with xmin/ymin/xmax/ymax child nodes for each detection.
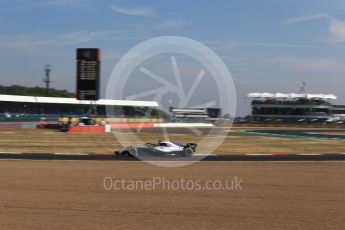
<box><xmin>0</xmin><ymin>85</ymin><xmax>74</xmax><ymax>98</ymax></box>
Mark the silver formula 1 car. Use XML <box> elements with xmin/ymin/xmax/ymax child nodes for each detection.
<box><xmin>114</xmin><ymin>140</ymin><xmax>197</xmax><ymax>157</ymax></box>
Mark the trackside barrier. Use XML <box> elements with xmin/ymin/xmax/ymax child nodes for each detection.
<box><xmin>154</xmin><ymin>123</ymin><xmax>214</xmax><ymax>128</ymax></box>
<box><xmin>110</xmin><ymin>123</ymin><xmax>214</xmax><ymax>129</ymax></box>
<box><xmin>110</xmin><ymin>123</ymin><xmax>155</xmax><ymax>129</ymax></box>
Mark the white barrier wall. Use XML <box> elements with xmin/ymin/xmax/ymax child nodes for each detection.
<box><xmin>154</xmin><ymin>123</ymin><xmax>214</xmax><ymax>128</ymax></box>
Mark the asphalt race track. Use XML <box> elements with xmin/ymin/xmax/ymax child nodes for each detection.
<box><xmin>1</xmin><ymin>152</ymin><xmax>345</xmax><ymax>161</ymax></box>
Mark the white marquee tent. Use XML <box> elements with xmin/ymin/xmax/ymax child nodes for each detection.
<box><xmin>247</xmin><ymin>93</ymin><xmax>337</xmax><ymax>100</ymax></box>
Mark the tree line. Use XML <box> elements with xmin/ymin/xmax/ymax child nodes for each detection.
<box><xmin>0</xmin><ymin>85</ymin><xmax>74</xmax><ymax>97</ymax></box>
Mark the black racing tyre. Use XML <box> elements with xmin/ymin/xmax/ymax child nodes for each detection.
<box><xmin>183</xmin><ymin>147</ymin><xmax>193</xmax><ymax>157</ymax></box>
<box><xmin>114</xmin><ymin>150</ymin><xmax>132</xmax><ymax>157</ymax></box>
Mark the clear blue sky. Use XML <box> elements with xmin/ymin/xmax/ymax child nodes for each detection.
<box><xmin>1</xmin><ymin>0</ymin><xmax>345</xmax><ymax>115</ymax></box>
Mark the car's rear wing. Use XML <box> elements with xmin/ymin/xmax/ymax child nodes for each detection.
<box><xmin>185</xmin><ymin>143</ymin><xmax>197</xmax><ymax>152</ymax></box>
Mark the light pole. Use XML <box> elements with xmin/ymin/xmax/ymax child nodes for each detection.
<box><xmin>43</xmin><ymin>64</ymin><xmax>51</xmax><ymax>96</ymax></box>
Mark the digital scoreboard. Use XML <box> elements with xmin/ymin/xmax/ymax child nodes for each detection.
<box><xmin>76</xmin><ymin>48</ymin><xmax>101</xmax><ymax>100</ymax></box>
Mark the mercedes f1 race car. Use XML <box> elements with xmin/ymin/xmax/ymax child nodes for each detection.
<box><xmin>114</xmin><ymin>140</ymin><xmax>197</xmax><ymax>157</ymax></box>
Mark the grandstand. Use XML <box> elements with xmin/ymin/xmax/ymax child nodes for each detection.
<box><xmin>0</xmin><ymin>94</ymin><xmax>165</xmax><ymax>122</ymax></box>
<box><xmin>247</xmin><ymin>93</ymin><xmax>342</xmax><ymax>123</ymax></box>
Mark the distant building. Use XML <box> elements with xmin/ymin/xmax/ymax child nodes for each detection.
<box><xmin>247</xmin><ymin>93</ymin><xmax>345</xmax><ymax>124</ymax></box>
<box><xmin>330</xmin><ymin>105</ymin><xmax>345</xmax><ymax>123</ymax></box>
<box><xmin>170</xmin><ymin>107</ymin><xmax>222</xmax><ymax>123</ymax></box>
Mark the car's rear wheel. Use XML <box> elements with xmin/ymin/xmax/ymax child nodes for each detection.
<box><xmin>183</xmin><ymin>147</ymin><xmax>193</xmax><ymax>157</ymax></box>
